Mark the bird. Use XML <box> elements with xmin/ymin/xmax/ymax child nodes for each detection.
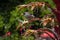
<box><xmin>24</xmin><ymin>12</ymin><xmax>35</xmax><ymax>20</ymax></box>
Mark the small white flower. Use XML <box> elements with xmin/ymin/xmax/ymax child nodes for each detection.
<box><xmin>22</xmin><ymin>20</ymin><xmax>28</xmax><ymax>24</ymax></box>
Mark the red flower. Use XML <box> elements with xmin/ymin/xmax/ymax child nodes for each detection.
<box><xmin>6</xmin><ymin>32</ymin><xmax>11</xmax><ymax>36</ymax></box>
<box><xmin>20</xmin><ymin>28</ymin><xmax>23</xmax><ymax>31</ymax></box>
<box><xmin>45</xmin><ymin>31</ymin><xmax>55</xmax><ymax>38</ymax></box>
<box><xmin>40</xmin><ymin>33</ymin><xmax>49</xmax><ymax>38</ymax></box>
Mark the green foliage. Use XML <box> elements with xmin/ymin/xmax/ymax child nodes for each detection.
<box><xmin>24</xmin><ymin>0</ymin><xmax>55</xmax><ymax>8</ymax></box>
<box><xmin>0</xmin><ymin>0</ymin><xmax>56</xmax><ymax>40</ymax></box>
<box><xmin>20</xmin><ymin>36</ymin><xmax>34</xmax><ymax>40</ymax></box>
<box><xmin>0</xmin><ymin>15</ymin><xmax>5</xmax><ymax>31</ymax></box>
